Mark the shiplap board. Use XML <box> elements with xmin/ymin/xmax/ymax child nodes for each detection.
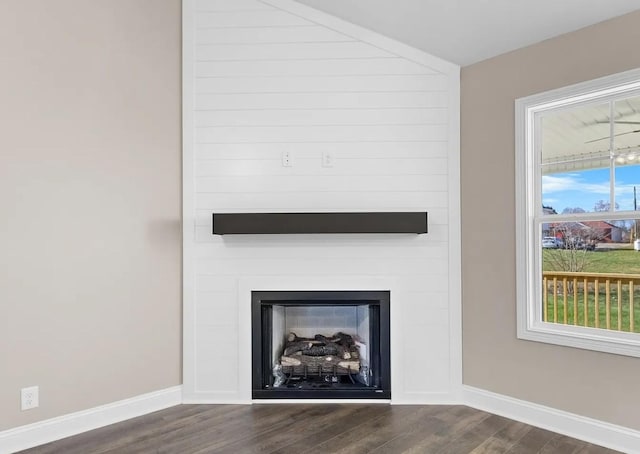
<box><xmin>196</xmin><ymin>58</ymin><xmax>439</xmax><ymax>77</ymax></box>
<box><xmin>196</xmin><ymin>42</ymin><xmax>392</xmax><ymax>60</ymax></box>
<box><xmin>195</xmin><ymin>142</ymin><xmax>450</xmax><ymax>160</ymax></box>
<box><xmin>195</xmin><ymin>327</ymin><xmax>239</xmax><ymax>360</ymax></box>
<box><xmin>195</xmin><ymin>124</ymin><xmax>448</xmax><ymax>143</ymax></box>
<box><xmin>196</xmin><ymin>174</ymin><xmax>448</xmax><ymax>192</ymax></box>
<box><xmin>195</xmin><ymin>326</ymin><xmax>239</xmax><ymax>391</ymax></box>
<box><xmin>195</xmin><ymin>225</ymin><xmax>450</xmax><ymax>244</ymax></box>
<box><xmin>193</xmin><ymin>242</ymin><xmax>450</xmax><ymax>260</ymax></box>
<box><xmin>196</xmin><ymin>297</ymin><xmax>238</xmax><ymax>326</ymax></box>
<box><xmin>196</xmin><ymin>92</ymin><xmax>448</xmax><ymax>110</ymax></box>
<box><xmin>195</xmin><ymin>75</ymin><xmax>450</xmax><ymax>94</ymax></box>
<box><xmin>186</xmin><ymin>0</ymin><xmax>459</xmax><ymax>403</ymax></box>
<box><xmin>195</xmin><ymin>0</ymin><xmax>274</xmax><ymax>11</ymax></box>
<box><xmin>195</xmin><ymin>275</ymin><xmax>239</xmax><ymax>293</ymax></box>
<box><xmin>196</xmin><ymin>26</ymin><xmax>352</xmax><ymax>44</ymax></box>
<box><xmin>196</xmin><ymin>11</ymin><xmax>313</xmax><ymax>28</ymax></box>
<box><xmin>193</xmin><ymin>158</ymin><xmax>448</xmax><ymax>176</ymax></box>
<box><xmin>195</xmin><ymin>191</ymin><xmax>449</xmax><ymax>210</ymax></box>
<box><xmin>195</xmin><ymin>257</ymin><xmax>448</xmax><ymax>276</ymax></box>
<box><xmin>193</xmin><ymin>273</ymin><xmax>451</xmax><ymax>297</ymax></box>
<box><xmin>194</xmin><ymin>108</ymin><xmax>447</xmax><ymax>127</ymax></box>
<box><xmin>404</xmin><ymin>327</ymin><xmax>451</xmax><ymax>391</ymax></box>
<box><xmin>195</xmin><ymin>275</ymin><xmax>452</xmax><ymax>295</ymax></box>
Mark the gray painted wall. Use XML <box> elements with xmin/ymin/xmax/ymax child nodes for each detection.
<box><xmin>461</xmin><ymin>10</ymin><xmax>640</xmax><ymax>430</ymax></box>
<box><xmin>0</xmin><ymin>0</ymin><xmax>182</xmax><ymax>430</ymax></box>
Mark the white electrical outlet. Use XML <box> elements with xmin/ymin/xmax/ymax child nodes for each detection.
<box><xmin>21</xmin><ymin>386</ymin><xmax>39</xmax><ymax>410</ymax></box>
<box><xmin>281</xmin><ymin>151</ymin><xmax>292</xmax><ymax>167</ymax></box>
<box><xmin>322</xmin><ymin>151</ymin><xmax>335</xmax><ymax>167</ymax></box>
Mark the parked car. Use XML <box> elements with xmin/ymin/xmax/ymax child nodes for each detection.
<box><xmin>542</xmin><ymin>237</ymin><xmax>559</xmax><ymax>248</ymax></box>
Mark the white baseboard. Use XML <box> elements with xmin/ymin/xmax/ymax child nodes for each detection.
<box><xmin>0</xmin><ymin>386</ymin><xmax>182</xmax><ymax>454</ymax></box>
<box><xmin>4</xmin><ymin>385</ymin><xmax>639</xmax><ymax>453</ymax></box>
<box><xmin>463</xmin><ymin>385</ymin><xmax>640</xmax><ymax>454</ymax></box>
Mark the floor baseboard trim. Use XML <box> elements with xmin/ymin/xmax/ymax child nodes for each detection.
<box><xmin>4</xmin><ymin>385</ymin><xmax>639</xmax><ymax>453</ymax></box>
<box><xmin>462</xmin><ymin>385</ymin><xmax>640</xmax><ymax>454</ymax></box>
<box><xmin>0</xmin><ymin>385</ymin><xmax>182</xmax><ymax>454</ymax></box>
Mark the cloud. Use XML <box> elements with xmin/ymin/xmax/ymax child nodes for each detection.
<box><xmin>542</xmin><ymin>168</ymin><xmax>640</xmax><ymax>212</ymax></box>
<box><xmin>615</xmin><ymin>183</ymin><xmax>638</xmax><ymax>196</ymax></box>
<box><xmin>542</xmin><ymin>175</ymin><xmax>609</xmax><ymax>194</ymax></box>
<box><xmin>616</xmin><ymin>198</ymin><xmax>634</xmax><ymax>211</ymax></box>
<box><xmin>541</xmin><ymin>175</ymin><xmax>577</xmax><ymax>192</ymax></box>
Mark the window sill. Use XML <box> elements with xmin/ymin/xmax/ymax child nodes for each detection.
<box><xmin>517</xmin><ymin>320</ymin><xmax>640</xmax><ymax>358</ymax></box>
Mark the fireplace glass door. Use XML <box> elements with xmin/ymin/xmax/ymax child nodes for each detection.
<box><xmin>252</xmin><ymin>291</ymin><xmax>390</xmax><ymax>399</ymax></box>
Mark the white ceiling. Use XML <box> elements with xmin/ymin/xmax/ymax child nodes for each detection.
<box><xmin>294</xmin><ymin>0</ymin><xmax>640</xmax><ymax>66</ymax></box>
<box><xmin>541</xmin><ymin>95</ymin><xmax>640</xmax><ymax>173</ymax></box>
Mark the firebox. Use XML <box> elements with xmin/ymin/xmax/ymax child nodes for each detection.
<box><xmin>252</xmin><ymin>290</ymin><xmax>390</xmax><ymax>399</ymax></box>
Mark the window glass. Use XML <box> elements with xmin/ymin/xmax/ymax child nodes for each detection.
<box><xmin>614</xmin><ymin>162</ymin><xmax>640</xmax><ymax>212</ymax></box>
<box><xmin>540</xmin><ymin>103</ymin><xmax>611</xmax><ymax>214</ymax></box>
<box><xmin>613</xmin><ymin>95</ymin><xmax>640</xmax><ymax>212</ymax></box>
<box><xmin>540</xmin><ymin>219</ymin><xmax>640</xmax><ymax>334</ymax></box>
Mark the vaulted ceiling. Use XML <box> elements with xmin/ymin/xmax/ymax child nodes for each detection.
<box><xmin>294</xmin><ymin>0</ymin><xmax>640</xmax><ymax>66</ymax></box>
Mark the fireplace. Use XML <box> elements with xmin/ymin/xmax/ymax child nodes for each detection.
<box><xmin>251</xmin><ymin>290</ymin><xmax>390</xmax><ymax>399</ymax></box>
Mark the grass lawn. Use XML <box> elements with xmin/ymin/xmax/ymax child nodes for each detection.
<box><xmin>543</xmin><ymin>248</ymin><xmax>640</xmax><ymax>332</ymax></box>
<box><xmin>544</xmin><ymin>289</ymin><xmax>640</xmax><ymax>333</ymax></box>
<box><xmin>543</xmin><ymin>248</ymin><xmax>640</xmax><ymax>274</ymax></box>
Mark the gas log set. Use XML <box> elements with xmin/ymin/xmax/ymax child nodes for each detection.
<box><xmin>278</xmin><ymin>332</ymin><xmax>364</xmax><ymax>380</ymax></box>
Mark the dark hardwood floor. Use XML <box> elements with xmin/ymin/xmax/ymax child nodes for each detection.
<box><xmin>19</xmin><ymin>404</ymin><xmax>621</xmax><ymax>454</ymax></box>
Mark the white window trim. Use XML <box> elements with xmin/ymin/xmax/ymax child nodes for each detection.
<box><xmin>515</xmin><ymin>67</ymin><xmax>640</xmax><ymax>358</ymax></box>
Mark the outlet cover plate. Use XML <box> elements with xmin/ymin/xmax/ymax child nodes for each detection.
<box><xmin>21</xmin><ymin>386</ymin><xmax>39</xmax><ymax>410</ymax></box>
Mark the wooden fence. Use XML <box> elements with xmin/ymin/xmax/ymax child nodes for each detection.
<box><xmin>542</xmin><ymin>271</ymin><xmax>640</xmax><ymax>332</ymax></box>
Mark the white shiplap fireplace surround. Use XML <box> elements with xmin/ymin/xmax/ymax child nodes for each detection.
<box><xmin>182</xmin><ymin>0</ymin><xmax>462</xmax><ymax>404</ymax></box>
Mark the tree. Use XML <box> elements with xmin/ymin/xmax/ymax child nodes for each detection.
<box><xmin>562</xmin><ymin>207</ymin><xmax>586</xmax><ymax>214</ymax></box>
<box><xmin>593</xmin><ymin>200</ymin><xmax>619</xmax><ymax>212</ymax></box>
<box><xmin>544</xmin><ymin>224</ymin><xmax>606</xmax><ymax>274</ymax></box>
<box><xmin>593</xmin><ymin>200</ymin><xmax>628</xmax><ymax>230</ymax></box>
<box><xmin>545</xmin><ymin>234</ymin><xmax>589</xmax><ymax>274</ymax></box>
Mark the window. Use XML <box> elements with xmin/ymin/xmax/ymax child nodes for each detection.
<box><xmin>516</xmin><ymin>68</ymin><xmax>640</xmax><ymax>357</ymax></box>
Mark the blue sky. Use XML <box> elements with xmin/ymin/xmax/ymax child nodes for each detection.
<box><xmin>542</xmin><ymin>164</ymin><xmax>640</xmax><ymax>214</ymax></box>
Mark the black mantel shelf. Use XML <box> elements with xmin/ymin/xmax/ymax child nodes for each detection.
<box><xmin>212</xmin><ymin>212</ymin><xmax>428</xmax><ymax>235</ymax></box>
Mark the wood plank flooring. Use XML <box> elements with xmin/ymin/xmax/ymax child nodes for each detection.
<box><xmin>18</xmin><ymin>404</ymin><xmax>621</xmax><ymax>454</ymax></box>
